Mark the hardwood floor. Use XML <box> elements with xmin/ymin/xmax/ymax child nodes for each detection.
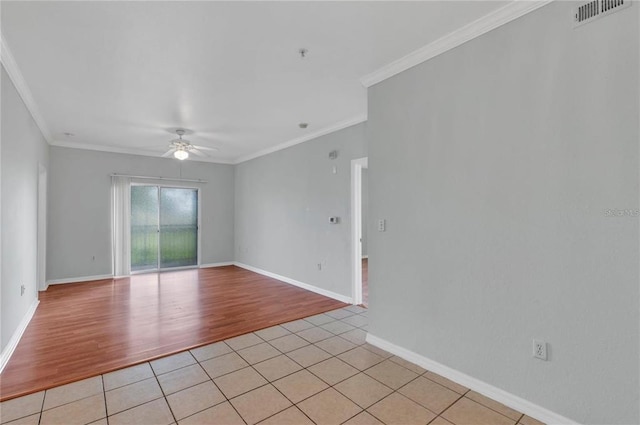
<box><xmin>0</xmin><ymin>266</ymin><xmax>346</xmax><ymax>402</ymax></box>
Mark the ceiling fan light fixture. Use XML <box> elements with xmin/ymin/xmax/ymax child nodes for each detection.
<box><xmin>174</xmin><ymin>149</ymin><xmax>189</xmax><ymax>160</ymax></box>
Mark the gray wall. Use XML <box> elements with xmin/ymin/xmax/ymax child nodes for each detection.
<box><xmin>366</xmin><ymin>3</ymin><xmax>639</xmax><ymax>424</ymax></box>
<box><xmin>48</xmin><ymin>147</ymin><xmax>235</xmax><ymax>281</ymax></box>
<box><xmin>1</xmin><ymin>67</ymin><xmax>49</xmax><ymax>351</ymax></box>
<box><xmin>361</xmin><ymin>168</ymin><xmax>368</xmax><ymax>257</ymax></box>
<box><xmin>235</xmin><ymin>123</ymin><xmax>366</xmax><ymax>299</ymax></box>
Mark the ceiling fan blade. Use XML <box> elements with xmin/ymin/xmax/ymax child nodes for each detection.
<box><xmin>193</xmin><ymin>144</ymin><xmax>219</xmax><ymax>152</ymax></box>
<box><xmin>190</xmin><ymin>148</ymin><xmax>208</xmax><ymax>157</ymax></box>
<box><xmin>161</xmin><ymin>148</ymin><xmax>175</xmax><ymax>157</ymax></box>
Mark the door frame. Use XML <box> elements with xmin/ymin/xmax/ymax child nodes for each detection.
<box><xmin>130</xmin><ymin>182</ymin><xmax>201</xmax><ymax>274</ymax></box>
<box><xmin>37</xmin><ymin>163</ymin><xmax>47</xmax><ymax>292</ymax></box>
<box><xmin>351</xmin><ymin>157</ymin><xmax>368</xmax><ymax>305</ymax></box>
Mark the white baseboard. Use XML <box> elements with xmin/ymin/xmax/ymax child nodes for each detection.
<box><xmin>46</xmin><ymin>265</ymin><xmax>233</xmax><ymax>285</ymax></box>
<box><xmin>200</xmin><ymin>262</ymin><xmax>234</xmax><ymax>268</ymax></box>
<box><xmin>47</xmin><ymin>274</ymin><xmax>114</xmax><ymax>286</ymax></box>
<box><xmin>362</xmin><ymin>255</ymin><xmax>369</xmax><ymax>259</ymax></box>
<box><xmin>234</xmin><ymin>262</ymin><xmax>353</xmax><ymax>304</ymax></box>
<box><xmin>0</xmin><ymin>299</ymin><xmax>39</xmax><ymax>373</ymax></box>
<box><xmin>365</xmin><ymin>334</ymin><xmax>579</xmax><ymax>425</ymax></box>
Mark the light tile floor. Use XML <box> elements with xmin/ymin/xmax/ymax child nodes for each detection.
<box><xmin>0</xmin><ymin>305</ymin><xmax>545</xmax><ymax>425</ymax></box>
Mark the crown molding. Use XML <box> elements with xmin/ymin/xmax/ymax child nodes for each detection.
<box><xmin>234</xmin><ymin>113</ymin><xmax>368</xmax><ymax>164</ymax></box>
<box><xmin>360</xmin><ymin>0</ymin><xmax>554</xmax><ymax>88</ymax></box>
<box><xmin>50</xmin><ymin>140</ymin><xmax>236</xmax><ymax>165</ymax></box>
<box><xmin>47</xmin><ymin>115</ymin><xmax>368</xmax><ymax>166</ymax></box>
<box><xmin>3</xmin><ymin>1</ymin><xmax>550</xmax><ymax>161</ymax></box>
<box><xmin>1</xmin><ymin>29</ymin><xmax>366</xmax><ymax>164</ymax></box>
<box><xmin>1</xmin><ymin>33</ymin><xmax>53</xmax><ymax>143</ymax></box>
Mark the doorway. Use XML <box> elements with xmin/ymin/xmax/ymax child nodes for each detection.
<box><xmin>351</xmin><ymin>157</ymin><xmax>368</xmax><ymax>306</ymax></box>
<box><xmin>130</xmin><ymin>185</ymin><xmax>200</xmax><ymax>273</ymax></box>
<box><xmin>361</xmin><ymin>168</ymin><xmax>369</xmax><ymax>306</ymax></box>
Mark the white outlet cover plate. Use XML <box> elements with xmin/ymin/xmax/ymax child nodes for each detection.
<box><xmin>533</xmin><ymin>339</ymin><xmax>547</xmax><ymax>360</ymax></box>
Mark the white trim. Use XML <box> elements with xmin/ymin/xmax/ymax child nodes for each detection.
<box><xmin>113</xmin><ymin>174</ymin><xmax>207</xmax><ymax>184</ymax></box>
<box><xmin>51</xmin><ymin>115</ymin><xmax>367</xmax><ymax>165</ymax></box>
<box><xmin>200</xmin><ymin>262</ymin><xmax>234</xmax><ymax>268</ymax></box>
<box><xmin>37</xmin><ymin>163</ymin><xmax>48</xmax><ymax>292</ymax></box>
<box><xmin>234</xmin><ymin>262</ymin><xmax>353</xmax><ymax>304</ymax></box>
<box><xmin>351</xmin><ymin>157</ymin><xmax>368</xmax><ymax>306</ymax></box>
<box><xmin>361</xmin><ymin>255</ymin><xmax>368</xmax><ymax>259</ymax></box>
<box><xmin>46</xmin><ymin>265</ymin><xmax>235</xmax><ymax>284</ymax></box>
<box><xmin>360</xmin><ymin>0</ymin><xmax>553</xmax><ymax>88</ymax></box>
<box><xmin>0</xmin><ymin>299</ymin><xmax>39</xmax><ymax>373</ymax></box>
<box><xmin>235</xmin><ymin>114</ymin><xmax>368</xmax><ymax>164</ymax></box>
<box><xmin>51</xmin><ymin>140</ymin><xmax>235</xmax><ymax>165</ymax></box>
<box><xmin>46</xmin><ymin>274</ymin><xmax>114</xmax><ymax>286</ymax></box>
<box><xmin>0</xmin><ymin>34</ymin><xmax>53</xmax><ymax>143</ymax></box>
<box><xmin>365</xmin><ymin>333</ymin><xmax>580</xmax><ymax>425</ymax></box>
<box><xmin>197</xmin><ymin>188</ymin><xmax>202</xmax><ymax>269</ymax></box>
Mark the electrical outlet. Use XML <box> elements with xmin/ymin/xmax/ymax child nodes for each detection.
<box><xmin>533</xmin><ymin>339</ymin><xmax>547</xmax><ymax>361</ymax></box>
<box><xmin>20</xmin><ymin>284</ymin><xmax>25</xmax><ymax>296</ymax></box>
<box><xmin>377</xmin><ymin>219</ymin><xmax>386</xmax><ymax>232</ymax></box>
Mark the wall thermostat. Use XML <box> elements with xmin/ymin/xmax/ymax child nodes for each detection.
<box><xmin>329</xmin><ymin>217</ymin><xmax>340</xmax><ymax>224</ymax></box>
<box><xmin>329</xmin><ymin>150</ymin><xmax>338</xmax><ymax>160</ymax></box>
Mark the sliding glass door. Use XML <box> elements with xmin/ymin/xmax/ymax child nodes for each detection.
<box><xmin>131</xmin><ymin>185</ymin><xmax>199</xmax><ymax>272</ymax></box>
<box><xmin>131</xmin><ymin>186</ymin><xmax>160</xmax><ymax>272</ymax></box>
<box><xmin>160</xmin><ymin>188</ymin><xmax>198</xmax><ymax>268</ymax></box>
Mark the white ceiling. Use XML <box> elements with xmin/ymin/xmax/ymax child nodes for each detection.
<box><xmin>2</xmin><ymin>1</ymin><xmax>507</xmax><ymax>163</ymax></box>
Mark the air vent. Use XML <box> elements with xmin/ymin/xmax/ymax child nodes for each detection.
<box><xmin>574</xmin><ymin>0</ymin><xmax>631</xmax><ymax>27</ymax></box>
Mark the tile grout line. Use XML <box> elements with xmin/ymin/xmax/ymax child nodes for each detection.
<box><xmin>270</xmin><ymin>312</ymin><xmax>462</xmax><ymax>424</ymax></box>
<box><xmin>194</xmin><ymin>342</ymin><xmax>250</xmax><ymax>425</ymax></box>
<box><xmin>250</xmin><ymin>329</ymin><xmax>390</xmax><ymax>423</ymax></box>
<box><xmin>427</xmin><ymin>389</ymin><xmax>468</xmax><ymax>424</ymax></box>
<box><xmin>181</xmin><ymin>315</ymin><xmax>370</xmax><ymax>424</ymax></box>
<box><xmin>29</xmin><ymin>377</ymin><xmax>106</xmax><ymax>417</ymax></box>
<box><xmin>150</xmin><ymin>362</ymin><xmax>179</xmax><ymax>425</ymax></box>
<box><xmin>101</xmin><ymin>375</ymin><xmax>109</xmax><ymax>425</ymax></box>
<box><xmin>31</xmin><ymin>313</ymin><xmax>346</xmax><ymax>424</ymax></box>
<box><xmin>107</xmin><ymin>333</ymin><xmax>390</xmax><ymax>424</ymax></box>
<box><xmin>243</xmin><ymin>361</ymin><xmax>315</xmax><ymax>424</ymax></box>
<box><xmin>15</xmin><ymin>308</ymin><xmax>532</xmax><ymax>425</ymax></box>
<box><xmin>162</xmin><ymin>351</ymin><xmax>227</xmax><ymax>424</ymax></box>
<box><xmin>346</xmin><ymin>374</ymin><xmax>437</xmax><ymax>425</ymax></box>
<box><xmin>102</xmin><ymin>376</ymin><xmax>166</xmax><ymax>421</ymax></box>
<box><xmin>0</xmin><ymin>309</ymin><xmax>360</xmax><ymax>425</ymax></box>
<box><xmin>456</xmin><ymin>394</ymin><xmax>523</xmax><ymax>424</ymax></box>
<box><xmin>37</xmin><ymin>387</ymin><xmax>46</xmax><ymax>425</ymax></box>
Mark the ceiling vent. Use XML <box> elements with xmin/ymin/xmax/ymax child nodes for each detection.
<box><xmin>574</xmin><ymin>0</ymin><xmax>631</xmax><ymax>27</ymax></box>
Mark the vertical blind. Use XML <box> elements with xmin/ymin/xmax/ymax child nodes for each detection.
<box><xmin>111</xmin><ymin>176</ymin><xmax>131</xmax><ymax>277</ymax></box>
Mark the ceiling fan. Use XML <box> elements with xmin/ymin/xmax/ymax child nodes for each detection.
<box><xmin>162</xmin><ymin>129</ymin><xmax>218</xmax><ymax>160</ymax></box>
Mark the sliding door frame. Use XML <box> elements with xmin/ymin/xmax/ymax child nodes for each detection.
<box><xmin>130</xmin><ymin>182</ymin><xmax>201</xmax><ymax>274</ymax></box>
